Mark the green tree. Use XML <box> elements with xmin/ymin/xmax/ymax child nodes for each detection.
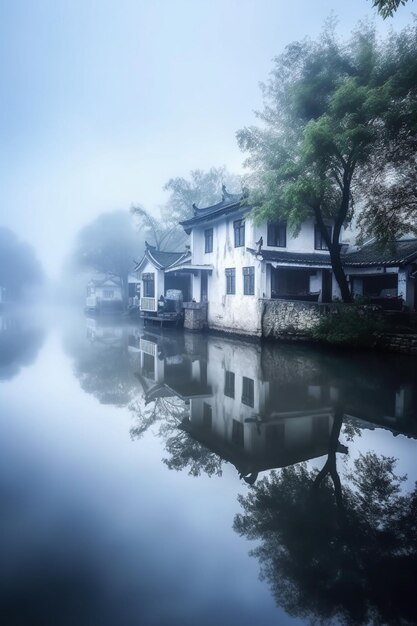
<box><xmin>370</xmin><ymin>0</ymin><xmax>413</xmax><ymax>18</ymax></box>
<box><xmin>72</xmin><ymin>211</ymin><xmax>143</xmax><ymax>304</ymax></box>
<box><xmin>237</xmin><ymin>22</ymin><xmax>417</xmax><ymax>302</ymax></box>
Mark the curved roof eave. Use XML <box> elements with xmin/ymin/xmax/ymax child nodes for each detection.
<box><xmin>180</xmin><ymin>201</ymin><xmax>251</xmax><ymax>233</ymax></box>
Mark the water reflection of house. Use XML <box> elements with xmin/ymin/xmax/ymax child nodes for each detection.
<box><xmin>133</xmin><ymin>332</ymin><xmax>336</xmax><ymax>480</ymax></box>
<box><xmin>344</xmin><ymin>373</ymin><xmax>417</xmax><ymax>438</ymax></box>
<box><xmin>133</xmin><ymin>332</ymin><xmax>417</xmax><ymax>480</ymax></box>
<box><xmin>85</xmin><ymin>317</ymin><xmax>125</xmax><ymax>345</ymax></box>
<box><xmin>134</xmin><ymin>331</ymin><xmax>212</xmax><ymax>400</ymax></box>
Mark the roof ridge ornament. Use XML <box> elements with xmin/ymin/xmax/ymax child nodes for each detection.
<box><xmin>192</xmin><ymin>202</ymin><xmax>199</xmax><ymax>215</ymax></box>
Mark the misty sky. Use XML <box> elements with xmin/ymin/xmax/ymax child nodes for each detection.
<box><xmin>0</xmin><ymin>0</ymin><xmax>415</xmax><ymax>277</ymax></box>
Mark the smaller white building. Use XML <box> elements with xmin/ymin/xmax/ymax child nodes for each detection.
<box><xmin>86</xmin><ymin>276</ymin><xmax>123</xmax><ymax>311</ymax></box>
<box><xmin>134</xmin><ymin>245</ymin><xmax>191</xmax><ymax>315</ymax></box>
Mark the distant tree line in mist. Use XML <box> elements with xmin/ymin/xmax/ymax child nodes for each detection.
<box><xmin>0</xmin><ymin>228</ymin><xmax>44</xmax><ymax>301</ymax></box>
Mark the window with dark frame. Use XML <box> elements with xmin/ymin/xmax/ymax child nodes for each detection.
<box><xmin>225</xmin><ymin>268</ymin><xmax>236</xmax><ymax>295</ymax></box>
<box><xmin>203</xmin><ymin>402</ymin><xmax>212</xmax><ymax>429</ymax></box>
<box><xmin>242</xmin><ymin>376</ymin><xmax>254</xmax><ymax>407</ymax></box>
<box><xmin>243</xmin><ymin>266</ymin><xmax>255</xmax><ymax>295</ymax></box>
<box><xmin>314</xmin><ymin>224</ymin><xmax>332</xmax><ymax>250</ymax></box>
<box><xmin>204</xmin><ymin>228</ymin><xmax>213</xmax><ymax>253</ymax></box>
<box><xmin>232</xmin><ymin>419</ymin><xmax>244</xmax><ymax>447</ymax></box>
<box><xmin>267</xmin><ymin>222</ymin><xmax>287</xmax><ymax>247</ymax></box>
<box><xmin>234</xmin><ymin>219</ymin><xmax>245</xmax><ymax>247</ymax></box>
<box><xmin>224</xmin><ymin>370</ymin><xmax>235</xmax><ymax>398</ymax></box>
<box><xmin>142</xmin><ymin>273</ymin><xmax>155</xmax><ymax>297</ymax></box>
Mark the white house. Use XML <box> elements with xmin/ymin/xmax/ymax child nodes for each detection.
<box><xmin>85</xmin><ymin>276</ymin><xmax>123</xmax><ymax>311</ymax></box>
<box><xmin>178</xmin><ymin>188</ymin><xmax>346</xmax><ymax>335</ymax></box>
<box><xmin>344</xmin><ymin>238</ymin><xmax>417</xmax><ymax>310</ymax></box>
<box><xmin>134</xmin><ymin>246</ymin><xmax>191</xmax><ymax>314</ymax></box>
<box><xmin>135</xmin><ymin>187</ymin><xmax>417</xmax><ymax>335</ymax></box>
<box><xmin>85</xmin><ymin>273</ymin><xmax>143</xmax><ymax>311</ymax></box>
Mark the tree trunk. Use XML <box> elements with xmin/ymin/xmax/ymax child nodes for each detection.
<box><xmin>313</xmin><ymin>200</ymin><xmax>353</xmax><ymax>304</ymax></box>
<box><xmin>329</xmin><ymin>245</ymin><xmax>353</xmax><ymax>303</ymax></box>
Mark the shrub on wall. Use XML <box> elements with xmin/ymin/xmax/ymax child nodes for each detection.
<box><xmin>311</xmin><ymin>305</ymin><xmax>386</xmax><ymax>348</ymax></box>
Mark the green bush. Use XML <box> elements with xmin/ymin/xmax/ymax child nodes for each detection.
<box><xmin>311</xmin><ymin>305</ymin><xmax>386</xmax><ymax>348</ymax></box>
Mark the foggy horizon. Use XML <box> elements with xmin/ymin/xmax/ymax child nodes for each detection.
<box><xmin>0</xmin><ymin>0</ymin><xmax>415</xmax><ymax>279</ymax></box>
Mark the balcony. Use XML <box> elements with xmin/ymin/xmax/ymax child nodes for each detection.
<box><xmin>140</xmin><ymin>297</ymin><xmax>157</xmax><ymax>312</ymax></box>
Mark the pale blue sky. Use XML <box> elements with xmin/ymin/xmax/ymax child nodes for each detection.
<box><xmin>0</xmin><ymin>0</ymin><xmax>415</xmax><ymax>276</ymax></box>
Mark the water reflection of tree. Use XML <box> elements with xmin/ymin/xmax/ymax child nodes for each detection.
<box><xmin>0</xmin><ymin>318</ymin><xmax>45</xmax><ymax>380</ymax></box>
<box><xmin>234</xmin><ymin>451</ymin><xmax>417</xmax><ymax>625</ymax></box>
<box><xmin>75</xmin><ymin>343</ymin><xmax>138</xmax><ymax>406</ymax></box>
<box><xmin>130</xmin><ymin>398</ymin><xmax>223</xmax><ymax>477</ymax></box>
<box><xmin>64</xmin><ymin>322</ymin><xmax>141</xmax><ymax>407</ymax></box>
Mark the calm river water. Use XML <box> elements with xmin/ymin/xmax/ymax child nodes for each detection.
<box><xmin>1</xmin><ymin>309</ymin><xmax>416</xmax><ymax>626</ymax></box>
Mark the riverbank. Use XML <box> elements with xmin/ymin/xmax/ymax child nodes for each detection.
<box><xmin>260</xmin><ymin>299</ymin><xmax>417</xmax><ymax>355</ymax></box>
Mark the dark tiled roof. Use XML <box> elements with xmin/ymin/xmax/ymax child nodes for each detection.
<box><xmin>180</xmin><ymin>190</ymin><xmax>248</xmax><ymax>232</ymax></box>
<box><xmin>344</xmin><ymin>239</ymin><xmax>417</xmax><ymax>267</ymax></box>
<box><xmin>251</xmin><ymin>248</ymin><xmax>332</xmax><ymax>266</ymax></box>
<box><xmin>134</xmin><ymin>243</ymin><xmax>190</xmax><ymax>271</ymax></box>
<box><xmin>148</xmin><ymin>248</ymin><xmax>187</xmax><ymax>269</ymax></box>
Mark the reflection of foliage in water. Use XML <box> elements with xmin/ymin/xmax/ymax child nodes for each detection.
<box><xmin>130</xmin><ymin>397</ymin><xmax>223</xmax><ymax>477</ymax></box>
<box><xmin>163</xmin><ymin>428</ymin><xmax>223</xmax><ymax>477</ymax></box>
<box><xmin>75</xmin><ymin>344</ymin><xmax>138</xmax><ymax>406</ymax></box>
<box><xmin>0</xmin><ymin>320</ymin><xmax>45</xmax><ymax>380</ymax></box>
<box><xmin>234</xmin><ymin>453</ymin><xmax>417</xmax><ymax>626</ymax></box>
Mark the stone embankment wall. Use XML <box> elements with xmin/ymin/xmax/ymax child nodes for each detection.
<box><xmin>261</xmin><ymin>299</ymin><xmax>417</xmax><ymax>355</ymax></box>
<box><xmin>261</xmin><ymin>299</ymin><xmax>330</xmax><ymax>340</ymax></box>
<box><xmin>376</xmin><ymin>332</ymin><xmax>417</xmax><ymax>356</ymax></box>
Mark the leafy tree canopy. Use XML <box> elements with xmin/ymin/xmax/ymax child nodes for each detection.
<box><xmin>370</xmin><ymin>0</ymin><xmax>413</xmax><ymax>18</ymax></box>
<box><xmin>164</xmin><ymin>166</ymin><xmax>242</xmax><ymax>222</ymax></box>
<box><xmin>132</xmin><ymin>166</ymin><xmax>241</xmax><ymax>251</ymax></box>
<box><xmin>237</xmin><ymin>21</ymin><xmax>417</xmax><ymax>301</ymax></box>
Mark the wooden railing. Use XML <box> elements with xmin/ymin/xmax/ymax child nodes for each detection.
<box><xmin>140</xmin><ymin>297</ymin><xmax>156</xmax><ymax>312</ymax></box>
